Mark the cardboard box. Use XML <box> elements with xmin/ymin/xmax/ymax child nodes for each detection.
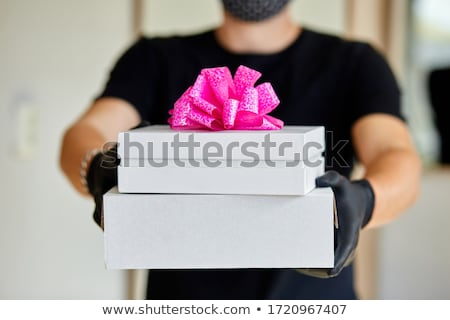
<box><xmin>117</xmin><ymin>125</ymin><xmax>325</xmax><ymax>195</ymax></box>
<box><xmin>103</xmin><ymin>187</ymin><xmax>334</xmax><ymax>269</ymax></box>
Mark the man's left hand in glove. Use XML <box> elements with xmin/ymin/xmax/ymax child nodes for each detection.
<box><xmin>298</xmin><ymin>170</ymin><xmax>375</xmax><ymax>278</ymax></box>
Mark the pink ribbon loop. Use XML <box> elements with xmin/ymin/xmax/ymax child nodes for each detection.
<box><xmin>168</xmin><ymin>65</ymin><xmax>284</xmax><ymax>131</ymax></box>
<box><xmin>234</xmin><ymin>65</ymin><xmax>261</xmax><ymax>99</ymax></box>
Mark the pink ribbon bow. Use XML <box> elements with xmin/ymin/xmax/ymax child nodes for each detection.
<box><xmin>168</xmin><ymin>65</ymin><xmax>284</xmax><ymax>130</ymax></box>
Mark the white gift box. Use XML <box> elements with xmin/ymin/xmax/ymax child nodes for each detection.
<box><xmin>117</xmin><ymin>125</ymin><xmax>325</xmax><ymax>195</ymax></box>
<box><xmin>103</xmin><ymin>187</ymin><xmax>334</xmax><ymax>269</ymax></box>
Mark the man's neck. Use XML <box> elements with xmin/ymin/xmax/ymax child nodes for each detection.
<box><xmin>215</xmin><ymin>9</ymin><xmax>301</xmax><ymax>54</ymax></box>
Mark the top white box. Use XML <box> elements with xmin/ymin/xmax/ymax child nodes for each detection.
<box><xmin>118</xmin><ymin>125</ymin><xmax>324</xmax><ymax>161</ymax></box>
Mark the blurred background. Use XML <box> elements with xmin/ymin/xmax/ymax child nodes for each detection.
<box><xmin>0</xmin><ymin>0</ymin><xmax>449</xmax><ymax>299</ymax></box>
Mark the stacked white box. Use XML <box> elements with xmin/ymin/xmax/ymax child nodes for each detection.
<box><xmin>117</xmin><ymin>125</ymin><xmax>325</xmax><ymax>195</ymax></box>
<box><xmin>104</xmin><ymin>187</ymin><xmax>334</xmax><ymax>269</ymax></box>
<box><xmin>104</xmin><ymin>125</ymin><xmax>334</xmax><ymax>269</ymax></box>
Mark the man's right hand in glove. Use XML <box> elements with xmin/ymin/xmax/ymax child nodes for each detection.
<box><xmin>85</xmin><ymin>121</ymin><xmax>150</xmax><ymax>228</ymax></box>
<box><xmin>60</xmin><ymin>97</ymin><xmax>145</xmax><ymax>228</ymax></box>
<box><xmin>86</xmin><ymin>144</ymin><xmax>120</xmax><ymax>228</ymax></box>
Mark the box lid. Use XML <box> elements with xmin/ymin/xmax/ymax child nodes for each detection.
<box><xmin>118</xmin><ymin>125</ymin><xmax>324</xmax><ymax>161</ymax></box>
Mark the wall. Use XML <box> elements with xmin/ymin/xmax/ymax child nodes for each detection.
<box><xmin>377</xmin><ymin>0</ymin><xmax>450</xmax><ymax>299</ymax></box>
<box><xmin>403</xmin><ymin>0</ymin><xmax>450</xmax><ymax>164</ymax></box>
<box><xmin>142</xmin><ymin>0</ymin><xmax>346</xmax><ymax>36</ymax></box>
<box><xmin>378</xmin><ymin>169</ymin><xmax>450</xmax><ymax>299</ymax></box>
<box><xmin>0</xmin><ymin>0</ymin><xmax>132</xmax><ymax>298</ymax></box>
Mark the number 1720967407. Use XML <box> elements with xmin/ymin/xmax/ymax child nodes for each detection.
<box><xmin>267</xmin><ymin>304</ymin><xmax>347</xmax><ymax>315</ymax></box>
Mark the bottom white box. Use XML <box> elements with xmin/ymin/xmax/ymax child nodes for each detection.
<box><xmin>103</xmin><ymin>187</ymin><xmax>334</xmax><ymax>269</ymax></box>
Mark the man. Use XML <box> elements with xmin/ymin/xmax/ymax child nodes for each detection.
<box><xmin>60</xmin><ymin>0</ymin><xmax>421</xmax><ymax>299</ymax></box>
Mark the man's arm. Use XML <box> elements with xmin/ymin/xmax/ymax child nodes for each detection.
<box><xmin>352</xmin><ymin>113</ymin><xmax>422</xmax><ymax>228</ymax></box>
<box><xmin>59</xmin><ymin>97</ymin><xmax>141</xmax><ymax>195</ymax></box>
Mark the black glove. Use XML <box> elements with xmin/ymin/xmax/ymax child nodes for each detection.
<box><xmin>299</xmin><ymin>170</ymin><xmax>375</xmax><ymax>278</ymax></box>
<box><xmin>86</xmin><ymin>143</ymin><xmax>120</xmax><ymax>229</ymax></box>
<box><xmin>86</xmin><ymin>121</ymin><xmax>150</xmax><ymax>228</ymax></box>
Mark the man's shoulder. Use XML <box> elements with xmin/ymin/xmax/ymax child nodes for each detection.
<box><xmin>299</xmin><ymin>27</ymin><xmax>385</xmax><ymax>74</ymax></box>
<box><xmin>303</xmin><ymin>28</ymin><xmax>373</xmax><ymax>55</ymax></box>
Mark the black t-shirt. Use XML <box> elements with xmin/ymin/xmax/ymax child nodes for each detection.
<box><xmin>98</xmin><ymin>28</ymin><xmax>402</xmax><ymax>299</ymax></box>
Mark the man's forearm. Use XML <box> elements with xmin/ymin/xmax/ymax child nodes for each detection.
<box><xmin>60</xmin><ymin>123</ymin><xmax>108</xmax><ymax>195</ymax></box>
<box><xmin>364</xmin><ymin>148</ymin><xmax>421</xmax><ymax>228</ymax></box>
<box><xmin>59</xmin><ymin>98</ymin><xmax>142</xmax><ymax>196</ymax></box>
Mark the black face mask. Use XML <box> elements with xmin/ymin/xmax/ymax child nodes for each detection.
<box><xmin>222</xmin><ymin>0</ymin><xmax>291</xmax><ymax>22</ymax></box>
